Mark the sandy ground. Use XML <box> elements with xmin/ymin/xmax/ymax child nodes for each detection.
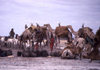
<box><xmin>0</xmin><ymin>57</ymin><xmax>100</xmax><ymax>70</ymax></box>
<box><xmin>0</xmin><ymin>40</ymin><xmax>100</xmax><ymax>70</ymax></box>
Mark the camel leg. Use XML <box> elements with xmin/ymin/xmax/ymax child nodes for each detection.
<box><xmin>67</xmin><ymin>32</ymin><xmax>72</xmax><ymax>43</ymax></box>
<box><xmin>45</xmin><ymin>40</ymin><xmax>48</xmax><ymax>47</ymax></box>
<box><xmin>42</xmin><ymin>40</ymin><xmax>45</xmax><ymax>47</ymax></box>
<box><xmin>32</xmin><ymin>41</ymin><xmax>34</xmax><ymax>50</ymax></box>
<box><xmin>46</xmin><ymin>40</ymin><xmax>50</xmax><ymax>48</ymax></box>
<box><xmin>79</xmin><ymin>52</ymin><xmax>82</xmax><ymax>60</ymax></box>
<box><xmin>20</xmin><ymin>42</ymin><xmax>22</xmax><ymax>49</ymax></box>
<box><xmin>67</xmin><ymin>37</ymin><xmax>70</xmax><ymax>43</ymax></box>
<box><xmin>40</xmin><ymin>42</ymin><xmax>42</xmax><ymax>50</ymax></box>
<box><xmin>55</xmin><ymin>37</ymin><xmax>57</xmax><ymax>47</ymax></box>
<box><xmin>58</xmin><ymin>37</ymin><xmax>60</xmax><ymax>44</ymax></box>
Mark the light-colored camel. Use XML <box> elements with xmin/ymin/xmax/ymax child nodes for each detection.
<box><xmin>44</xmin><ymin>24</ymin><xmax>56</xmax><ymax>47</ymax></box>
<box><xmin>21</xmin><ymin>28</ymin><xmax>32</xmax><ymax>42</ymax></box>
<box><xmin>61</xmin><ymin>37</ymin><xmax>85</xmax><ymax>59</ymax></box>
<box><xmin>28</xmin><ymin>24</ymin><xmax>36</xmax><ymax>33</ymax></box>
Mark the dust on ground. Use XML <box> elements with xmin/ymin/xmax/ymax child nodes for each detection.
<box><xmin>0</xmin><ymin>40</ymin><xmax>100</xmax><ymax>70</ymax></box>
<box><xmin>0</xmin><ymin>57</ymin><xmax>100</xmax><ymax>70</ymax></box>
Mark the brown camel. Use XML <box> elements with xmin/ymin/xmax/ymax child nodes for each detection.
<box><xmin>67</xmin><ymin>25</ymin><xmax>100</xmax><ymax>61</ymax></box>
<box><xmin>67</xmin><ymin>25</ymin><xmax>94</xmax><ymax>56</ymax></box>
<box><xmin>55</xmin><ymin>24</ymin><xmax>72</xmax><ymax>43</ymax></box>
<box><xmin>28</xmin><ymin>24</ymin><xmax>46</xmax><ymax>40</ymax></box>
<box><xmin>95</xmin><ymin>27</ymin><xmax>100</xmax><ymax>42</ymax></box>
<box><xmin>67</xmin><ymin>25</ymin><xmax>78</xmax><ymax>38</ymax></box>
<box><xmin>67</xmin><ymin>25</ymin><xmax>95</xmax><ymax>46</ymax></box>
<box><xmin>34</xmin><ymin>28</ymin><xmax>44</xmax><ymax>47</ymax></box>
<box><xmin>89</xmin><ymin>27</ymin><xmax>100</xmax><ymax>61</ymax></box>
<box><xmin>78</xmin><ymin>27</ymin><xmax>95</xmax><ymax>46</ymax></box>
<box><xmin>29</xmin><ymin>24</ymin><xmax>47</xmax><ymax>48</ymax></box>
<box><xmin>19</xmin><ymin>24</ymin><xmax>47</xmax><ymax>51</ymax></box>
<box><xmin>37</xmin><ymin>25</ymin><xmax>47</xmax><ymax>39</ymax></box>
<box><xmin>78</xmin><ymin>27</ymin><xmax>95</xmax><ymax>39</ymax></box>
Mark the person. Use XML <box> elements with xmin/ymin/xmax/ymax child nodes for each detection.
<box><xmin>34</xmin><ymin>42</ymin><xmax>39</xmax><ymax>51</ymax></box>
<box><xmin>9</xmin><ymin>28</ymin><xmax>15</xmax><ymax>38</ymax></box>
<box><xmin>58</xmin><ymin>23</ymin><xmax>61</xmax><ymax>27</ymax></box>
<box><xmin>25</xmin><ymin>24</ymin><xmax>28</xmax><ymax>29</ymax></box>
<box><xmin>50</xmin><ymin>34</ymin><xmax>54</xmax><ymax>53</ymax></box>
<box><xmin>15</xmin><ymin>34</ymin><xmax>19</xmax><ymax>39</ymax></box>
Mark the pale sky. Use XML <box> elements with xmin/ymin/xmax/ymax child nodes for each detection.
<box><xmin>0</xmin><ymin>0</ymin><xmax>100</xmax><ymax>36</ymax></box>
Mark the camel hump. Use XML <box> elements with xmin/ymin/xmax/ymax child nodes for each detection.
<box><xmin>22</xmin><ymin>29</ymin><xmax>31</xmax><ymax>36</ymax></box>
<box><xmin>67</xmin><ymin>25</ymin><xmax>72</xmax><ymax>28</ymax></box>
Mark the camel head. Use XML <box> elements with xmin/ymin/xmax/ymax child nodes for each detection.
<box><xmin>36</xmin><ymin>23</ymin><xmax>40</xmax><ymax>27</ymax></box>
<box><xmin>44</xmin><ymin>24</ymin><xmax>52</xmax><ymax>29</ymax></box>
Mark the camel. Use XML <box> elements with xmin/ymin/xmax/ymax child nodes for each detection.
<box><xmin>67</xmin><ymin>25</ymin><xmax>95</xmax><ymax>46</ymax></box>
<box><xmin>88</xmin><ymin>43</ymin><xmax>100</xmax><ymax>62</ymax></box>
<box><xmin>33</xmin><ymin>28</ymin><xmax>44</xmax><ymax>47</ymax></box>
<box><xmin>44</xmin><ymin>24</ymin><xmax>56</xmax><ymax>48</ymax></box>
<box><xmin>78</xmin><ymin>26</ymin><xmax>95</xmax><ymax>46</ymax></box>
<box><xmin>0</xmin><ymin>49</ymin><xmax>12</xmax><ymax>57</ymax></box>
<box><xmin>20</xmin><ymin>24</ymin><xmax>39</xmax><ymax>43</ymax></box>
<box><xmin>34</xmin><ymin>24</ymin><xmax>48</xmax><ymax>46</ymax></box>
<box><xmin>6</xmin><ymin>38</ymin><xmax>19</xmax><ymax>48</ymax></box>
<box><xmin>27</xmin><ymin>24</ymin><xmax>47</xmax><ymax>49</ymax></box>
<box><xmin>61</xmin><ymin>38</ymin><xmax>85</xmax><ymax>59</ymax></box>
<box><xmin>78</xmin><ymin>26</ymin><xmax>95</xmax><ymax>39</ymax></box>
<box><xmin>22</xmin><ymin>49</ymin><xmax>49</xmax><ymax>57</ymax></box>
<box><xmin>88</xmin><ymin>27</ymin><xmax>100</xmax><ymax>61</ymax></box>
<box><xmin>67</xmin><ymin>25</ymin><xmax>100</xmax><ymax>61</ymax></box>
<box><xmin>44</xmin><ymin>24</ymin><xmax>54</xmax><ymax>38</ymax></box>
<box><xmin>0</xmin><ymin>36</ymin><xmax>17</xmax><ymax>48</ymax></box>
<box><xmin>67</xmin><ymin>25</ymin><xmax>78</xmax><ymax>38</ymax></box>
<box><xmin>61</xmin><ymin>25</ymin><xmax>95</xmax><ymax>59</ymax></box>
<box><xmin>28</xmin><ymin>24</ymin><xmax>55</xmax><ymax>48</ymax></box>
<box><xmin>32</xmin><ymin>24</ymin><xmax>55</xmax><ymax>48</ymax></box>
<box><xmin>95</xmin><ymin>27</ymin><xmax>100</xmax><ymax>42</ymax></box>
<box><xmin>36</xmin><ymin>25</ymin><xmax>47</xmax><ymax>39</ymax></box>
<box><xmin>20</xmin><ymin>24</ymin><xmax>47</xmax><ymax>51</ymax></box>
<box><xmin>17</xmin><ymin>28</ymin><xmax>33</xmax><ymax>50</ymax></box>
<box><xmin>73</xmin><ymin>37</ymin><xmax>93</xmax><ymax>59</ymax></box>
<box><xmin>55</xmin><ymin>24</ymin><xmax>72</xmax><ymax>44</ymax></box>
<box><xmin>61</xmin><ymin>47</ymin><xmax>75</xmax><ymax>59</ymax></box>
<box><xmin>28</xmin><ymin>24</ymin><xmax>36</xmax><ymax>33</ymax></box>
<box><xmin>20</xmin><ymin>28</ymin><xmax>32</xmax><ymax>42</ymax></box>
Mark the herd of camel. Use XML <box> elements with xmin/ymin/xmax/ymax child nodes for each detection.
<box><xmin>0</xmin><ymin>23</ymin><xmax>100</xmax><ymax>62</ymax></box>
